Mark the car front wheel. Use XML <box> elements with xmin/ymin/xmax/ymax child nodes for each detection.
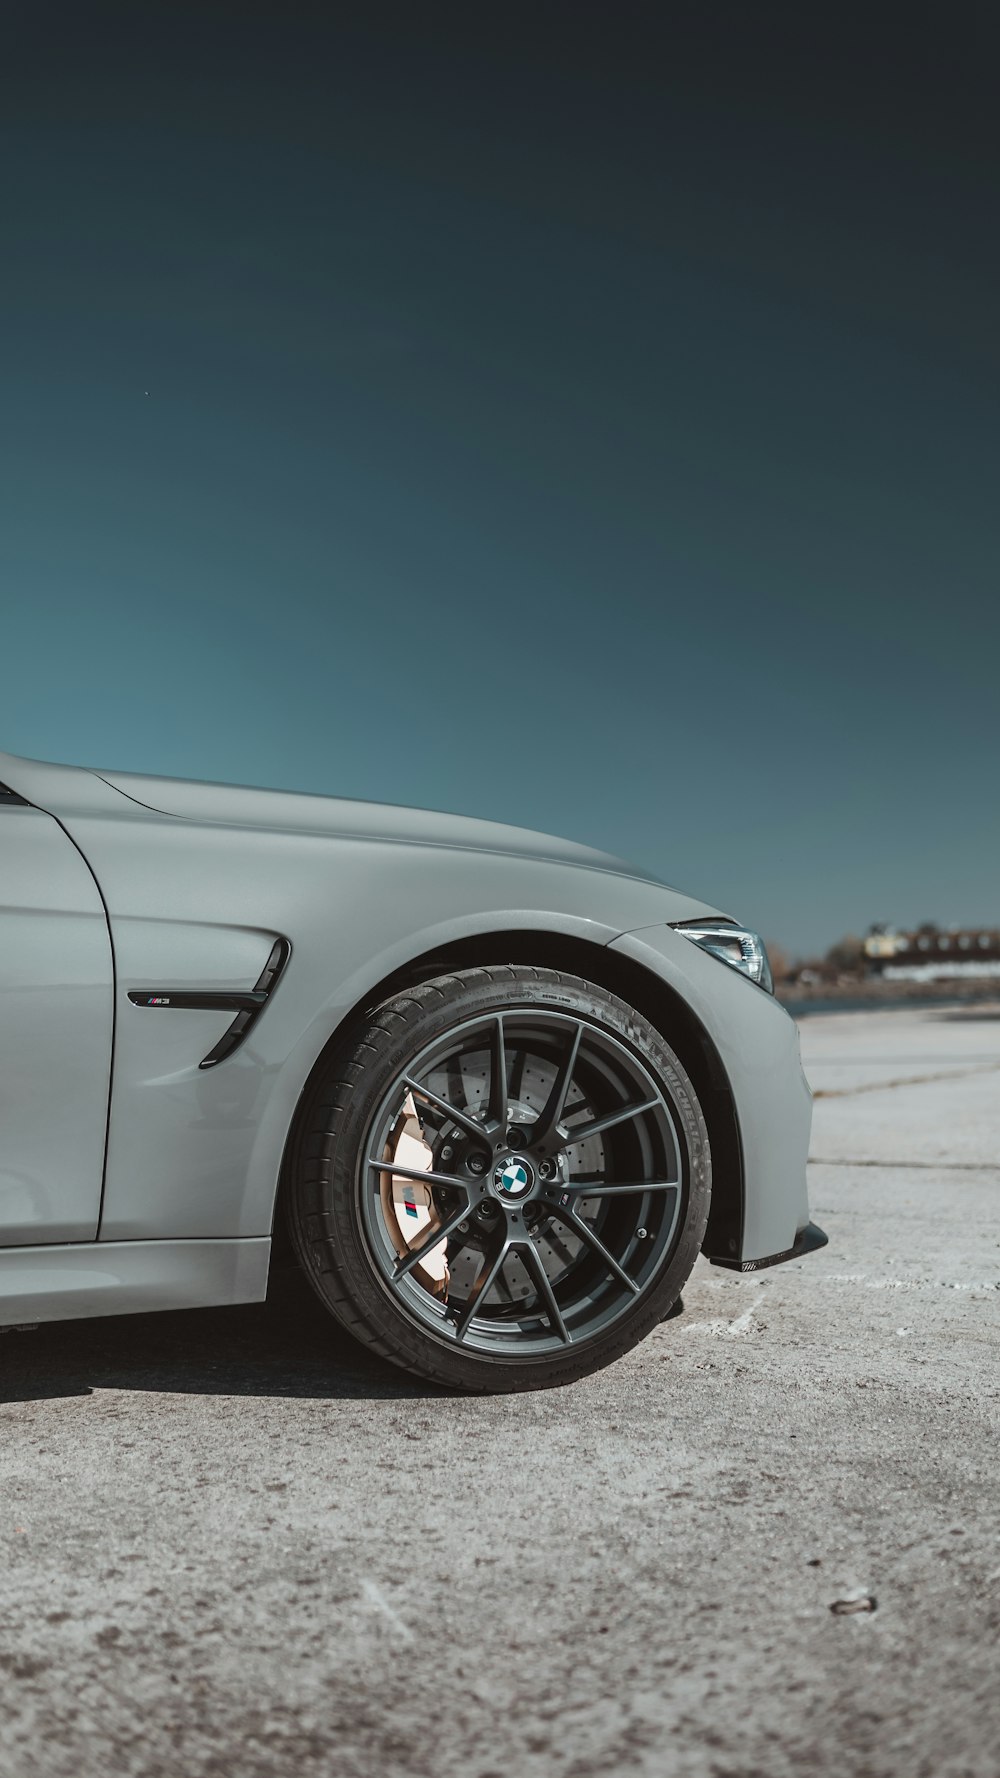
<box><xmin>286</xmin><ymin>966</ymin><xmax>711</xmax><ymax>1392</ymax></box>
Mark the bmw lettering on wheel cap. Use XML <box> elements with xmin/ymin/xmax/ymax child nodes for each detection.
<box><xmin>493</xmin><ymin>1156</ymin><xmax>535</xmax><ymax>1200</ymax></box>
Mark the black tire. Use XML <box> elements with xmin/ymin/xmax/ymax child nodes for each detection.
<box><xmin>285</xmin><ymin>966</ymin><xmax>711</xmax><ymax>1393</ymax></box>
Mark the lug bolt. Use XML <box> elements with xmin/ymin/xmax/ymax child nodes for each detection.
<box><xmin>441</xmin><ymin>1145</ymin><xmax>454</xmax><ymax>1162</ymax></box>
<box><xmin>507</xmin><ymin>1128</ymin><xmax>524</xmax><ymax>1146</ymax></box>
<box><xmin>539</xmin><ymin>1159</ymin><xmax>555</xmax><ymax>1180</ymax></box>
<box><xmin>468</xmin><ymin>1154</ymin><xmax>486</xmax><ymax>1175</ymax></box>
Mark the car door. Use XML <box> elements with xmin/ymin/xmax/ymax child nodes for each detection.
<box><xmin>0</xmin><ymin>781</ymin><xmax>113</xmax><ymax>1244</ymax></box>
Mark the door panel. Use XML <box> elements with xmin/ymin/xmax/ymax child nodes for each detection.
<box><xmin>0</xmin><ymin>803</ymin><xmax>113</xmax><ymax>1243</ymax></box>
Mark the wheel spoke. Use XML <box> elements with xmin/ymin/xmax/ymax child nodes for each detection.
<box><xmin>366</xmin><ymin>1157</ymin><xmax>470</xmax><ymax>1192</ymax></box>
<box><xmin>509</xmin><ymin>1043</ymin><xmax>527</xmax><ymax>1101</ymax></box>
<box><xmin>547</xmin><ymin>1204</ymin><xmax>642</xmax><ymax>1295</ymax></box>
<box><xmin>559</xmin><ymin>1177</ymin><xmax>680</xmax><ymax>1197</ymax></box>
<box><xmin>392</xmin><ymin>1199</ymin><xmax>473</xmax><ymax>1280</ymax></box>
<box><xmin>530</xmin><ymin>1021</ymin><xmax>583</xmax><ymax>1150</ymax></box>
<box><xmin>485</xmin><ymin>1015</ymin><xmax>508</xmax><ymax>1132</ymax></box>
<box><xmin>401</xmin><ymin>1077</ymin><xmax>491</xmax><ymax>1146</ymax></box>
<box><xmin>362</xmin><ymin>999</ymin><xmax>693</xmax><ymax>1363</ymax></box>
<box><xmin>452</xmin><ymin>1236</ymin><xmax>510</xmax><ymax>1341</ymax></box>
<box><xmin>519</xmin><ymin>1241</ymin><xmax>571</xmax><ymax>1343</ymax></box>
<box><xmin>554</xmin><ymin>1095</ymin><xmax>662</xmax><ymax>1150</ymax></box>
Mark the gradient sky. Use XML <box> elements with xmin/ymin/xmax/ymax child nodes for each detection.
<box><xmin>2</xmin><ymin>5</ymin><xmax>998</xmax><ymax>955</ymax></box>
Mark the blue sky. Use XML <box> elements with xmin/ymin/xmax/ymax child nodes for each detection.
<box><xmin>2</xmin><ymin>6</ymin><xmax>998</xmax><ymax>955</ymax></box>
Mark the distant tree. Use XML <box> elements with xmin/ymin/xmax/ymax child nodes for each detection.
<box><xmin>824</xmin><ymin>933</ymin><xmax>865</xmax><ymax>973</ymax></box>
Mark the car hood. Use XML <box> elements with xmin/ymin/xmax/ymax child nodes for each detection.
<box><xmin>93</xmin><ymin>767</ymin><xmax>673</xmax><ymax>885</ymax></box>
<box><xmin>1</xmin><ymin>749</ymin><xmax>730</xmax><ymax>928</ymax></box>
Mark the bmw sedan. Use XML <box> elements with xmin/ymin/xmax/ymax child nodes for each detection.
<box><xmin>0</xmin><ymin>749</ymin><xmax>825</xmax><ymax>1391</ymax></box>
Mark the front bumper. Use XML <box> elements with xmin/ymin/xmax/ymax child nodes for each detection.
<box><xmin>711</xmin><ymin>1218</ymin><xmax>829</xmax><ymax>1273</ymax></box>
<box><xmin>608</xmin><ymin>924</ymin><xmax>821</xmax><ymax>1270</ymax></box>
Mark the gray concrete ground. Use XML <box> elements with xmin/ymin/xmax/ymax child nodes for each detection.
<box><xmin>2</xmin><ymin>1004</ymin><xmax>999</xmax><ymax>1778</ymax></box>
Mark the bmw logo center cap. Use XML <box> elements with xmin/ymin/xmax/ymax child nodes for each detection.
<box><xmin>493</xmin><ymin>1156</ymin><xmax>535</xmax><ymax>1200</ymax></box>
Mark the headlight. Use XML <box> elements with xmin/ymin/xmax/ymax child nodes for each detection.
<box><xmin>671</xmin><ymin>920</ymin><xmax>774</xmax><ymax>994</ymax></box>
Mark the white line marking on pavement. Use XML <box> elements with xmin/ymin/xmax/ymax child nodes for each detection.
<box><xmin>682</xmin><ymin>1291</ymin><xmax>767</xmax><ymax>1336</ymax></box>
<box><xmin>360</xmin><ymin>1579</ymin><xmax>415</xmax><ymax>1642</ymax></box>
<box><xmin>825</xmin><ymin>1273</ymin><xmax>1000</xmax><ymax>1293</ymax></box>
<box><xmin>809</xmin><ymin>1158</ymin><xmax>1000</xmax><ymax>1171</ymax></box>
<box><xmin>729</xmin><ymin>1293</ymin><xmax>766</xmax><ymax>1334</ymax></box>
<box><xmin>812</xmin><ymin>1062</ymin><xmax>1000</xmax><ymax>1099</ymax></box>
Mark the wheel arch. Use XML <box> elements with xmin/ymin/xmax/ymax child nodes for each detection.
<box><xmin>274</xmin><ymin>929</ymin><xmax>743</xmax><ymax>1267</ymax></box>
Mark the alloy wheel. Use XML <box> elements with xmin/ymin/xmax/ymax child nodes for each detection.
<box><xmin>358</xmin><ymin>1007</ymin><xmax>686</xmax><ymax>1356</ymax></box>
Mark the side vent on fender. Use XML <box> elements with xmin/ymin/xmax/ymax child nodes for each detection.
<box><xmin>127</xmin><ymin>937</ymin><xmax>291</xmax><ymax>1068</ymax></box>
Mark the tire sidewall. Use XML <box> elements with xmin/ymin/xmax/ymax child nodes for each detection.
<box><xmin>292</xmin><ymin>968</ymin><xmax>711</xmax><ymax>1392</ymax></box>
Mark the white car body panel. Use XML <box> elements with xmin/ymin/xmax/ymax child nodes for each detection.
<box><xmin>0</xmin><ymin>804</ymin><xmax>113</xmax><ymax>1244</ymax></box>
<box><xmin>0</xmin><ymin>1237</ymin><xmax>269</xmax><ymax>1324</ymax></box>
<box><xmin>608</xmin><ymin>926</ymin><xmax>813</xmax><ymax>1264</ymax></box>
<box><xmin>0</xmin><ymin>748</ymin><xmax>815</xmax><ymax>1325</ymax></box>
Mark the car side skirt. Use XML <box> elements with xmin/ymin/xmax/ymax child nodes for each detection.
<box><xmin>0</xmin><ymin>1237</ymin><xmax>270</xmax><ymax>1327</ymax></box>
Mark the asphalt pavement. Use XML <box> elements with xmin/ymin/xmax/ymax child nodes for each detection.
<box><xmin>2</xmin><ymin>1003</ymin><xmax>999</xmax><ymax>1778</ymax></box>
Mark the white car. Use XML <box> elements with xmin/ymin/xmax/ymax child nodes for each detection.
<box><xmin>0</xmin><ymin>749</ymin><xmax>823</xmax><ymax>1391</ymax></box>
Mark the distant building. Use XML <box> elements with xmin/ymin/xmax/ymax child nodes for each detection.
<box><xmin>864</xmin><ymin>924</ymin><xmax>1000</xmax><ymax>980</ymax></box>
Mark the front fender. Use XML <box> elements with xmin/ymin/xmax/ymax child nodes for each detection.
<box><xmin>44</xmin><ymin>802</ymin><xmax>718</xmax><ymax>1242</ymax></box>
